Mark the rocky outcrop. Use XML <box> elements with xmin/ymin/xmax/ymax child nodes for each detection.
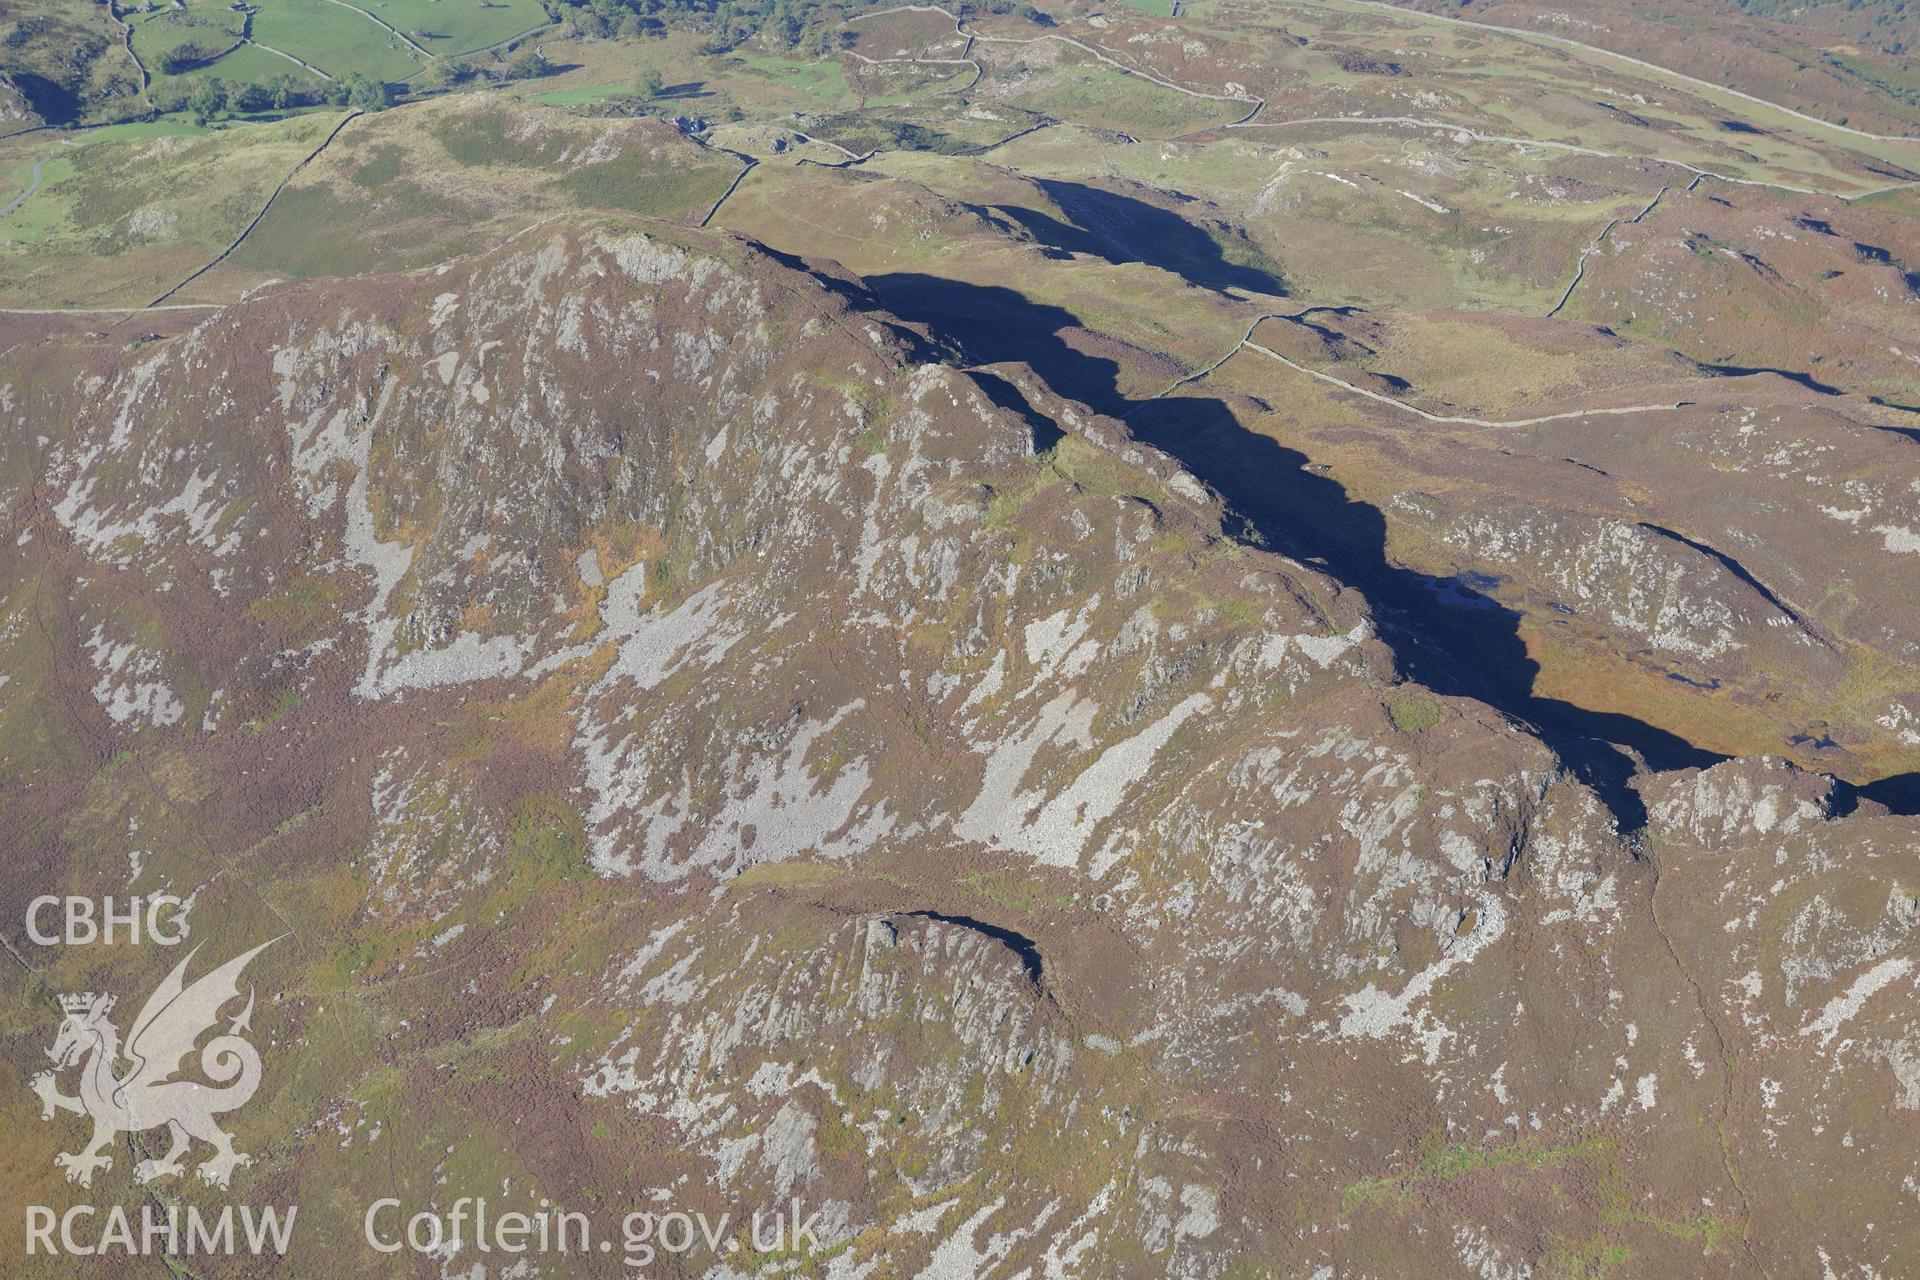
<box><xmin>3</xmin><ymin>226</ymin><xmax>1916</xmax><ymax>1279</ymax></box>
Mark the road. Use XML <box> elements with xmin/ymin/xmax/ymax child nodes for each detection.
<box><xmin>0</xmin><ymin>156</ymin><xmax>45</xmax><ymax>217</ymax></box>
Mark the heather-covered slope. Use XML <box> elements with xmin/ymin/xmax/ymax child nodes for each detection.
<box><xmin>1379</xmin><ymin>0</ymin><xmax>1920</xmax><ymax>136</ymax></box>
<box><xmin>3</xmin><ymin>227</ymin><xmax>1916</xmax><ymax>1277</ymax></box>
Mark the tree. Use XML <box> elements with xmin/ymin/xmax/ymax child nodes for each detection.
<box><xmin>338</xmin><ymin>71</ymin><xmax>393</xmax><ymax>109</ymax></box>
<box><xmin>508</xmin><ymin>49</ymin><xmax>551</xmax><ymax>80</ymax></box>
<box><xmin>800</xmin><ymin>28</ymin><xmax>851</xmax><ymax>57</ymax></box>
<box><xmin>232</xmin><ymin>81</ymin><xmax>273</xmax><ymax>113</ymax></box>
<box><xmin>186</xmin><ymin>78</ymin><xmax>227</xmax><ymax>124</ymax></box>
<box><xmin>161</xmin><ymin>41</ymin><xmax>218</xmax><ymax>75</ymax></box>
<box><xmin>636</xmin><ymin>68</ymin><xmax>665</xmax><ymax>98</ymax></box>
<box><xmin>418</xmin><ymin>59</ymin><xmax>469</xmax><ymax>92</ymax></box>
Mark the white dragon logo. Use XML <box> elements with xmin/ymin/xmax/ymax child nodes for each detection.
<box><xmin>32</xmin><ymin>939</ymin><xmax>278</xmax><ymax>1189</ymax></box>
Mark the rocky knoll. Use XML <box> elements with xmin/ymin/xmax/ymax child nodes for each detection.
<box><xmin>2</xmin><ymin>226</ymin><xmax>1915</xmax><ymax>1277</ymax></box>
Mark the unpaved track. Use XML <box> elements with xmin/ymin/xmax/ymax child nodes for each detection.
<box><xmin>0</xmin><ymin>155</ymin><xmax>45</xmax><ymax>216</ymax></box>
<box><xmin>849</xmin><ymin>49</ymin><xmax>983</xmax><ymax>95</ymax></box>
<box><xmin>402</xmin><ymin>20</ymin><xmax>561</xmax><ymax>80</ymax></box>
<box><xmin>1229</xmin><ymin>115</ymin><xmax>1916</xmax><ymax>201</ymax></box>
<box><xmin>1244</xmin><ymin>338</ymin><xmax>1687</xmax><ymax>427</ymax></box>
<box><xmin>246</xmin><ymin>38</ymin><xmax>335</xmax><ymax>81</ymax></box>
<box><xmin>1143</xmin><ymin>309</ymin><xmax>1296</xmax><ymax>400</ymax></box>
<box><xmin>851</xmin><ymin>4</ymin><xmax>1264</xmax><ymax>124</ymax></box>
<box><xmin>795</xmin><ymin>132</ymin><xmax>870</xmax><ymax>162</ymax></box>
<box><xmin>846</xmin><ymin>6</ymin><xmax>1910</xmax><ymax>203</ymax></box>
<box><xmin>319</xmin><ymin>0</ymin><xmax>432</xmax><ymax>57</ymax></box>
<box><xmin>1147</xmin><ymin>311</ymin><xmax>1687</xmax><ymax>428</ymax></box>
<box><xmin>853</xmin><ymin>3</ymin><xmax>1915</xmax><ymax>194</ymax></box>
<box><xmin>840</xmin><ymin>5</ymin><xmax>1904</xmax><ymax>349</ymax></box>
<box><xmin>1294</xmin><ymin>0</ymin><xmax>1920</xmax><ymax>146</ymax></box>
<box><xmin>474</xmin><ymin>20</ymin><xmax>561</xmax><ymax>58</ymax></box>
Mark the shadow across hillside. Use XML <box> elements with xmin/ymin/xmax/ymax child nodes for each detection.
<box><xmin>987</xmin><ymin>178</ymin><xmax>1288</xmax><ymax>297</ymax></box>
<box><xmin>10</xmin><ymin>73</ymin><xmax>81</xmax><ymax>127</ymax></box>
<box><xmin>868</xmin><ymin>272</ymin><xmax>1130</xmax><ymax>414</ymax></box>
<box><xmin>1834</xmin><ymin>771</ymin><xmax>1920</xmax><ymax>818</ymax></box>
<box><xmin>868</xmin><ymin>272</ymin><xmax>1732</xmax><ymax>830</ymax></box>
<box><xmin>905</xmin><ymin>911</ymin><xmax>1044</xmax><ymax>984</ymax></box>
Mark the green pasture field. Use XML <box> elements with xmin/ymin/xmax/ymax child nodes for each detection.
<box><xmin>249</xmin><ymin>0</ymin><xmax>426</xmax><ymax>83</ymax></box>
<box><xmin>0</xmin><ymin>110</ymin><xmax>345</xmax><ymax>305</ymax></box>
<box><xmin>724</xmin><ymin>51</ymin><xmax>858</xmax><ymax>111</ymax></box>
<box><xmin>175</xmin><ymin>43</ymin><xmax>328</xmax><ymax>89</ymax></box>
<box><xmin>998</xmin><ymin>49</ymin><xmax>1244</xmax><ymax>138</ymax></box>
<box><xmin>523</xmin><ymin>82</ymin><xmax>631</xmax><ymax>107</ymax></box>
<box><xmin>360</xmin><ymin>0</ymin><xmax>549</xmax><ymax>56</ymax></box>
<box><xmin>129</xmin><ymin>3</ymin><xmax>245</xmax><ymax>69</ymax></box>
<box><xmin>125</xmin><ymin>0</ymin><xmax>546</xmax><ymax>104</ymax></box>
